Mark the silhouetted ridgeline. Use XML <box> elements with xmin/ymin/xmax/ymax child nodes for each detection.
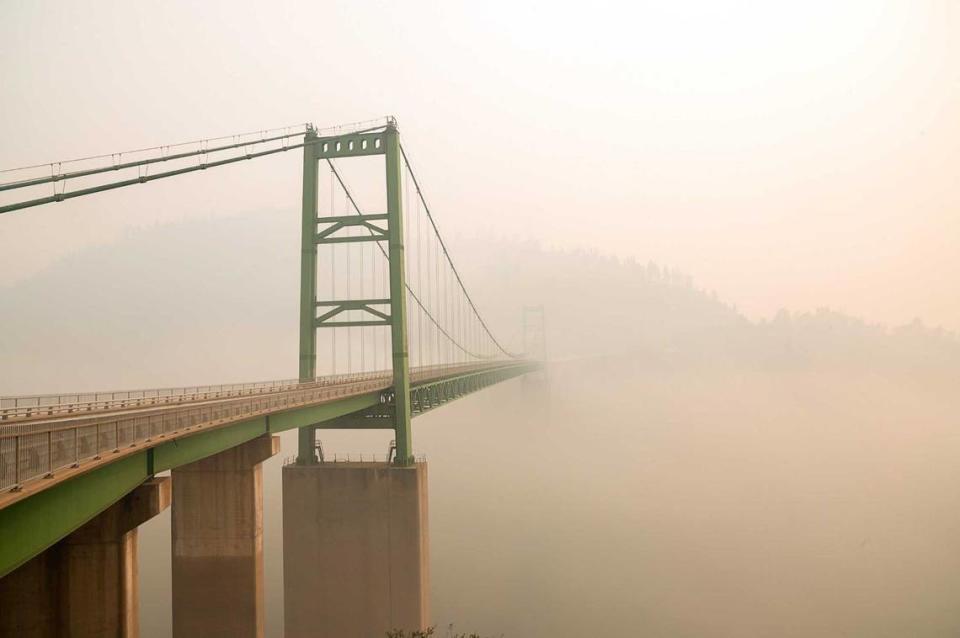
<box><xmin>456</xmin><ymin>236</ymin><xmax>960</xmax><ymax>373</ymax></box>
<box><xmin>1</xmin><ymin>214</ymin><xmax>956</xmax><ymax>394</ymax></box>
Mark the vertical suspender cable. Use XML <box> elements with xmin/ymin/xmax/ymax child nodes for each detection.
<box><xmin>427</xmin><ymin>220</ymin><xmax>432</xmax><ymax>368</ymax></box>
<box><xmin>330</xmin><ymin>169</ymin><xmax>337</xmax><ymax>375</ymax></box>
<box><xmin>404</xmin><ymin>168</ymin><xmax>411</xmax><ymax>370</ymax></box>
<box><xmin>345</xmin><ymin>191</ymin><xmax>352</xmax><ymax>374</ymax></box>
<box><xmin>358</xmin><ymin>221</ymin><xmax>368</xmax><ymax>372</ymax></box>
<box><xmin>414</xmin><ymin>185</ymin><xmax>423</xmax><ymax>366</ymax></box>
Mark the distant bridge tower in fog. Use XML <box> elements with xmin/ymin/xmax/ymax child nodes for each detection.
<box><xmin>522</xmin><ymin>305</ymin><xmax>549</xmax><ymax>390</ymax></box>
<box><xmin>523</xmin><ymin>304</ymin><xmax>547</xmax><ymax>362</ymax></box>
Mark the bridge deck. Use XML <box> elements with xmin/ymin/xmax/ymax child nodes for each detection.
<box><xmin>0</xmin><ymin>360</ymin><xmax>536</xmax><ymax>578</ymax></box>
<box><xmin>0</xmin><ymin>361</ymin><xmax>530</xmax><ymax>500</ymax></box>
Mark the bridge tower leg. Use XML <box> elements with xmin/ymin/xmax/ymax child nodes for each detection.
<box><xmin>297</xmin><ymin>125</ymin><xmax>320</xmax><ymax>464</ymax></box>
<box><xmin>170</xmin><ymin>435</ymin><xmax>279</xmax><ymax>638</ymax></box>
<box><xmin>384</xmin><ymin>122</ymin><xmax>413</xmax><ymax>465</ymax></box>
<box><xmin>0</xmin><ymin>477</ymin><xmax>170</xmax><ymax>638</ymax></box>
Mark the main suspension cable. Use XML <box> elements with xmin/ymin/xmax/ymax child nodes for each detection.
<box><xmin>0</xmin><ymin>122</ymin><xmax>390</xmax><ymax>216</ymax></box>
<box><xmin>398</xmin><ymin>144</ymin><xmax>519</xmax><ymax>358</ymax></box>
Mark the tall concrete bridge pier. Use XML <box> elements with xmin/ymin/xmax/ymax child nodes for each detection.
<box><xmin>171</xmin><ymin>435</ymin><xmax>280</xmax><ymax>638</ymax></box>
<box><xmin>283</xmin><ymin>462</ymin><xmax>430</xmax><ymax>637</ymax></box>
<box><xmin>0</xmin><ymin>478</ymin><xmax>171</xmax><ymax>637</ymax></box>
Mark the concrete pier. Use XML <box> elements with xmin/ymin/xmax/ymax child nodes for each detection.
<box><xmin>282</xmin><ymin>461</ymin><xmax>430</xmax><ymax>638</ymax></box>
<box><xmin>0</xmin><ymin>477</ymin><xmax>171</xmax><ymax>638</ymax></box>
<box><xmin>170</xmin><ymin>434</ymin><xmax>279</xmax><ymax>638</ymax></box>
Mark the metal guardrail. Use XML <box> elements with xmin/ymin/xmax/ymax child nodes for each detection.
<box><xmin>0</xmin><ymin>361</ymin><xmax>519</xmax><ymax>493</ymax></box>
<box><xmin>281</xmin><ymin>453</ymin><xmax>427</xmax><ymax>466</ymax></box>
<box><xmin>0</xmin><ymin>379</ymin><xmax>302</xmax><ymax>419</ymax></box>
<box><xmin>0</xmin><ymin>372</ymin><xmax>382</xmax><ymax>421</ymax></box>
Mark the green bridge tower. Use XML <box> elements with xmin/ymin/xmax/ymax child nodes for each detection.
<box><xmin>296</xmin><ymin>120</ymin><xmax>413</xmax><ymax>466</ymax></box>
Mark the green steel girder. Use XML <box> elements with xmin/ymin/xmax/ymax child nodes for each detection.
<box><xmin>408</xmin><ymin>363</ymin><xmax>537</xmax><ymax>417</ymax></box>
<box><xmin>319</xmin><ymin>362</ymin><xmax>541</xmax><ymax>428</ymax></box>
<box><xmin>268</xmin><ymin>389</ymin><xmax>383</xmax><ymax>433</ymax></box>
<box><xmin>0</xmin><ymin>452</ymin><xmax>150</xmax><ymax>579</ymax></box>
<box><xmin>317</xmin><ymin>404</ymin><xmax>394</xmax><ymax>429</ymax></box>
<box><xmin>152</xmin><ymin>416</ymin><xmax>267</xmax><ymax>472</ymax></box>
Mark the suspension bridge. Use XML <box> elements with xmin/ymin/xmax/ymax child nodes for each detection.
<box><xmin>0</xmin><ymin>118</ymin><xmax>542</xmax><ymax>638</ymax></box>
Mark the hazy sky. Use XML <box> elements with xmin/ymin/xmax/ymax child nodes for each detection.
<box><xmin>1</xmin><ymin>1</ymin><xmax>957</xmax><ymax>330</ymax></box>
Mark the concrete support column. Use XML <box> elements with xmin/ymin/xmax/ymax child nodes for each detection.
<box><xmin>171</xmin><ymin>435</ymin><xmax>279</xmax><ymax>638</ymax></box>
<box><xmin>0</xmin><ymin>477</ymin><xmax>171</xmax><ymax>638</ymax></box>
<box><xmin>283</xmin><ymin>461</ymin><xmax>430</xmax><ymax>638</ymax></box>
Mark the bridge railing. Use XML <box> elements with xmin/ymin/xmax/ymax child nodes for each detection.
<box><xmin>0</xmin><ymin>361</ymin><xmax>507</xmax><ymax>422</ymax></box>
<box><xmin>281</xmin><ymin>453</ymin><xmax>427</xmax><ymax>465</ymax></box>
<box><xmin>0</xmin><ymin>374</ymin><xmax>378</xmax><ymax>422</ymax></box>
<box><xmin>0</xmin><ymin>374</ymin><xmax>395</xmax><ymax>493</ymax></box>
<box><xmin>0</xmin><ymin>361</ymin><xmax>523</xmax><ymax>493</ymax></box>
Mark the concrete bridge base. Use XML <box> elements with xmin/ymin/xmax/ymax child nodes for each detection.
<box><xmin>171</xmin><ymin>434</ymin><xmax>279</xmax><ymax>638</ymax></box>
<box><xmin>282</xmin><ymin>461</ymin><xmax>430</xmax><ymax>638</ymax></box>
<box><xmin>0</xmin><ymin>477</ymin><xmax>171</xmax><ymax>638</ymax></box>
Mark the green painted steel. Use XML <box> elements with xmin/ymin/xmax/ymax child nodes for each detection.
<box><xmin>314</xmin><ymin>234</ymin><xmax>386</xmax><ymax>245</ymax></box>
<box><xmin>317</xmin><ymin>407</ymin><xmax>394</xmax><ymax>429</ymax></box>
<box><xmin>384</xmin><ymin>122</ymin><xmax>413</xmax><ymax>466</ymax></box>
<box><xmin>315</xmin><ymin>213</ymin><xmax>388</xmax><ymax>243</ymax></box>
<box><xmin>0</xmin><ymin>452</ymin><xmax>149</xmax><ymax>578</ymax></box>
<box><xmin>409</xmin><ymin>363</ymin><xmax>538</xmax><ymax>416</ymax></box>
<box><xmin>152</xmin><ymin>417</ymin><xmax>268</xmax><ymax>472</ymax></box>
<box><xmin>311</xmin><ymin>131</ymin><xmax>386</xmax><ymax>159</ymax></box>
<box><xmin>298</xmin><ymin>126</ymin><xmax>320</xmax><ymax>463</ymax></box>
<box><xmin>269</xmin><ymin>389</ymin><xmax>383</xmax><ymax>432</ymax></box>
<box><xmin>297</xmin><ymin>124</ymin><xmax>411</xmax><ymax>465</ymax></box>
<box><xmin>295</xmin><ymin>121</ymin><xmax>414</xmax><ymax>466</ymax></box>
<box><xmin>314</xmin><ymin>299</ymin><xmax>391</xmax><ymax>327</ymax></box>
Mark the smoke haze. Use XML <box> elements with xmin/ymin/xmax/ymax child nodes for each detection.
<box><xmin>3</xmin><ymin>212</ymin><xmax>959</xmax><ymax>636</ymax></box>
<box><xmin>2</xmin><ymin>2</ymin><xmax>960</xmax><ymax>636</ymax></box>
<box><xmin>2</xmin><ymin>1</ymin><xmax>959</xmax><ymax>331</ymax></box>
